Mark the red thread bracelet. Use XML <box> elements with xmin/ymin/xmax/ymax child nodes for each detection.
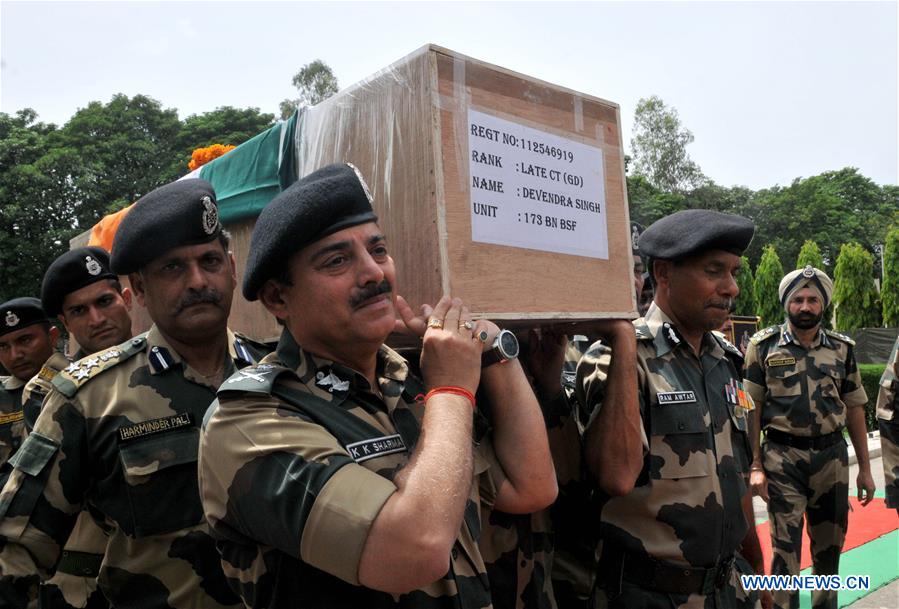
<box><xmin>424</xmin><ymin>386</ymin><xmax>476</xmax><ymax>409</ymax></box>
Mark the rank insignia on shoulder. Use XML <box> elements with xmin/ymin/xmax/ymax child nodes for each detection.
<box><xmin>0</xmin><ymin>410</ymin><xmax>24</xmax><ymax>426</ymax></box>
<box><xmin>750</xmin><ymin>326</ymin><xmax>778</xmax><ymax>345</ymax></box>
<box><xmin>52</xmin><ymin>337</ymin><xmax>145</xmax><ymax>397</ymax></box>
<box><xmin>219</xmin><ymin>364</ymin><xmax>287</xmax><ymax>394</ymax></box>
<box><xmin>824</xmin><ymin>329</ymin><xmax>855</xmax><ymax>345</ymax></box>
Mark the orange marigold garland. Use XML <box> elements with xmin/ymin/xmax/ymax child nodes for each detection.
<box><xmin>188</xmin><ymin>144</ymin><xmax>236</xmax><ymax>171</ymax></box>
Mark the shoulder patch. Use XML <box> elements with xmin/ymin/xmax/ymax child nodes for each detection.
<box><xmin>633</xmin><ymin>320</ymin><xmax>653</xmax><ymax>341</ymax></box>
<box><xmin>824</xmin><ymin>329</ymin><xmax>855</xmax><ymax>346</ymax></box>
<box><xmin>52</xmin><ymin>335</ymin><xmax>148</xmax><ymax>398</ymax></box>
<box><xmin>218</xmin><ymin>363</ymin><xmax>293</xmax><ymax>395</ymax></box>
<box><xmin>713</xmin><ymin>332</ymin><xmax>743</xmax><ymax>357</ymax></box>
<box><xmin>750</xmin><ymin>326</ymin><xmax>778</xmax><ymax>345</ymax></box>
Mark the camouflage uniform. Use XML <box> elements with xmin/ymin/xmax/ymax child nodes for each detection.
<box><xmin>576</xmin><ymin>304</ymin><xmax>755</xmax><ymax>609</ymax></box>
<box><xmin>743</xmin><ymin>323</ymin><xmax>867</xmax><ymax>609</ymax></box>
<box><xmin>0</xmin><ymin>325</ymin><xmax>266</xmax><ymax>609</ymax></box>
<box><xmin>875</xmin><ymin>336</ymin><xmax>899</xmax><ymax>509</ymax></box>
<box><xmin>198</xmin><ymin>329</ymin><xmax>494</xmax><ymax>609</ymax></box>
<box><xmin>20</xmin><ymin>350</ymin><xmax>109</xmax><ymax>609</ymax></box>
<box><xmin>545</xmin><ymin>337</ymin><xmax>603</xmax><ymax>609</ymax></box>
<box><xmin>0</xmin><ymin>375</ymin><xmax>26</xmax><ymax>466</ymax></box>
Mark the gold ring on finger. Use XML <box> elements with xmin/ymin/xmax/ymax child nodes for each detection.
<box><xmin>427</xmin><ymin>318</ymin><xmax>444</xmax><ymax>330</ymax></box>
<box><xmin>461</xmin><ymin>320</ymin><xmax>474</xmax><ymax>331</ymax></box>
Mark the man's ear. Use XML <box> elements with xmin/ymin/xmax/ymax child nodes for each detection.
<box><xmin>49</xmin><ymin>325</ymin><xmax>60</xmax><ymax>344</ymax></box>
<box><xmin>257</xmin><ymin>280</ymin><xmax>290</xmax><ymax>323</ymax></box>
<box><xmin>128</xmin><ymin>273</ymin><xmax>146</xmax><ymax>307</ymax></box>
<box><xmin>652</xmin><ymin>259</ymin><xmax>671</xmax><ymax>290</ymax></box>
<box><xmin>120</xmin><ymin>286</ymin><xmax>133</xmax><ymax>310</ymax></box>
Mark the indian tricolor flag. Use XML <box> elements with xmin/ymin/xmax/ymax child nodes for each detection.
<box><xmin>88</xmin><ymin>111</ymin><xmax>298</xmax><ymax>250</ymax></box>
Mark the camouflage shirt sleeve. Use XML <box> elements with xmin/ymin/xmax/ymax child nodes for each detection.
<box><xmin>742</xmin><ymin>340</ymin><xmax>767</xmax><ymax>408</ymax></box>
<box><xmin>876</xmin><ymin>337</ymin><xmax>899</xmax><ymax>421</ymax></box>
<box><xmin>0</xmin><ymin>387</ymin><xmax>86</xmax><ymax>581</ymax></box>
<box><xmin>575</xmin><ymin>340</ymin><xmax>649</xmax><ymax>452</ymax></box>
<box><xmin>840</xmin><ymin>343</ymin><xmax>867</xmax><ymax>408</ymax></box>
<box><xmin>199</xmin><ymin>391</ymin><xmax>397</xmax><ymax>586</ymax></box>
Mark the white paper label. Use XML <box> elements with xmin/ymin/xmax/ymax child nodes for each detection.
<box><xmin>467</xmin><ymin>109</ymin><xmax>608</xmax><ymax>259</ymax></box>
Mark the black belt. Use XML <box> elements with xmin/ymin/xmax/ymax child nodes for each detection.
<box><xmin>600</xmin><ymin>545</ymin><xmax>734</xmax><ymax>595</ymax></box>
<box><xmin>55</xmin><ymin>550</ymin><xmax>103</xmax><ymax>578</ymax></box>
<box><xmin>765</xmin><ymin>428</ymin><xmax>844</xmax><ymax>450</ymax></box>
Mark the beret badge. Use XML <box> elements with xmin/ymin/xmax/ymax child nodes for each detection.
<box><xmin>802</xmin><ymin>265</ymin><xmax>815</xmax><ymax>278</ymax></box>
<box><xmin>5</xmin><ymin>311</ymin><xmax>19</xmax><ymax>327</ymax></box>
<box><xmin>201</xmin><ymin>196</ymin><xmax>219</xmax><ymax>235</ymax></box>
<box><xmin>348</xmin><ymin>162</ymin><xmax>374</xmax><ymax>204</ymax></box>
<box><xmin>85</xmin><ymin>256</ymin><xmax>102</xmax><ymax>276</ymax></box>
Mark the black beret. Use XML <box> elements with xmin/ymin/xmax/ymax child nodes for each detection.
<box><xmin>110</xmin><ymin>179</ymin><xmax>221</xmax><ymax>274</ymax></box>
<box><xmin>242</xmin><ymin>163</ymin><xmax>378</xmax><ymax>301</ymax></box>
<box><xmin>638</xmin><ymin>210</ymin><xmax>754</xmax><ymax>260</ymax></box>
<box><xmin>0</xmin><ymin>297</ymin><xmax>49</xmax><ymax>337</ymax></box>
<box><xmin>41</xmin><ymin>246</ymin><xmax>116</xmax><ymax>316</ymax></box>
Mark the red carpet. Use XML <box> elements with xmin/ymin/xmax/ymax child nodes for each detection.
<box><xmin>756</xmin><ymin>497</ymin><xmax>898</xmax><ymax>571</ymax></box>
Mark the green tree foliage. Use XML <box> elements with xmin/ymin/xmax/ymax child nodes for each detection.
<box><xmin>0</xmin><ymin>110</ymin><xmax>78</xmax><ymax>299</ymax></box>
<box><xmin>754</xmin><ymin>245</ymin><xmax>785</xmax><ymax>328</ymax></box>
<box><xmin>833</xmin><ymin>242</ymin><xmax>879</xmax><ymax>331</ymax></box>
<box><xmin>58</xmin><ymin>93</ymin><xmax>182</xmax><ymax>214</ymax></box>
<box><xmin>733</xmin><ymin>256</ymin><xmax>757</xmax><ymax>317</ymax></box>
<box><xmin>170</xmin><ymin>106</ymin><xmax>275</xmax><ymax>177</ymax></box>
<box><xmin>796</xmin><ymin>240</ymin><xmax>824</xmax><ymax>269</ymax></box>
<box><xmin>630</xmin><ymin>95</ymin><xmax>707</xmax><ymax>193</ymax></box>
<box><xmin>280</xmin><ymin>59</ymin><xmax>339</xmax><ymax>119</ymax></box>
<box><xmin>742</xmin><ymin>168</ymin><xmax>895</xmax><ymax>271</ymax></box>
<box><xmin>0</xmin><ymin>99</ymin><xmax>275</xmax><ymax>300</ymax></box>
<box><xmin>880</xmin><ymin>226</ymin><xmax>899</xmax><ymax>326</ymax></box>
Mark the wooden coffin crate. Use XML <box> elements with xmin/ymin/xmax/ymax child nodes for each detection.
<box><xmin>286</xmin><ymin>44</ymin><xmax>634</xmax><ymax>328</ymax></box>
<box><xmin>73</xmin><ymin>44</ymin><xmax>634</xmax><ymax>344</ymax></box>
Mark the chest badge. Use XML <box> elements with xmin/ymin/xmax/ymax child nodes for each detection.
<box><xmin>656</xmin><ymin>390</ymin><xmax>696</xmax><ymax>405</ymax></box>
<box><xmin>725</xmin><ymin>379</ymin><xmax>754</xmax><ymax>415</ymax></box>
<box><xmin>768</xmin><ymin>356</ymin><xmax>796</xmax><ymax>367</ymax></box>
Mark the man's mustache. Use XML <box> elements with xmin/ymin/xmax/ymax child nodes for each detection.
<box><xmin>176</xmin><ymin>288</ymin><xmax>222</xmax><ymax>314</ymax></box>
<box><xmin>349</xmin><ymin>280</ymin><xmax>392</xmax><ymax>309</ymax></box>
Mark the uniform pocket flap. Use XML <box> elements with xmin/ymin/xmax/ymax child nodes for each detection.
<box><xmin>650</xmin><ymin>402</ymin><xmax>706</xmax><ymax>436</ymax></box>
<box><xmin>9</xmin><ymin>432</ymin><xmax>59</xmax><ymax>476</ymax></box>
<box><xmin>119</xmin><ymin>428</ymin><xmax>199</xmax><ymax>477</ymax></box>
<box><xmin>816</xmin><ymin>361</ymin><xmax>846</xmax><ymax>382</ymax></box>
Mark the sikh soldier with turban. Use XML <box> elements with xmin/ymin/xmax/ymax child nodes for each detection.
<box><xmin>875</xmin><ymin>336</ymin><xmax>899</xmax><ymax>515</ymax></box>
<box><xmin>743</xmin><ymin>265</ymin><xmax>874</xmax><ymax>609</ymax></box>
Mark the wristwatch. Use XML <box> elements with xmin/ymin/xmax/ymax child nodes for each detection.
<box><xmin>481</xmin><ymin>329</ymin><xmax>520</xmax><ymax>368</ymax></box>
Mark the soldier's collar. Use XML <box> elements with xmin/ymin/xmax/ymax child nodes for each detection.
<box><xmin>145</xmin><ymin>325</ymin><xmax>248</xmax><ymax>375</ymax></box>
<box><xmin>275</xmin><ymin>328</ymin><xmax>409</xmax><ymax>398</ymax></box>
<box><xmin>780</xmin><ymin>323</ymin><xmax>829</xmax><ymax>349</ymax></box>
<box><xmin>2</xmin><ymin>374</ymin><xmax>26</xmax><ymax>390</ymax></box>
<box><xmin>642</xmin><ymin>303</ymin><xmax>686</xmax><ymax>356</ymax></box>
<box><xmin>227</xmin><ymin>329</ymin><xmax>256</xmax><ymax>366</ymax></box>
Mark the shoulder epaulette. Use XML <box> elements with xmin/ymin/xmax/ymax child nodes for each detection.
<box><xmin>824</xmin><ymin>329</ymin><xmax>855</xmax><ymax>346</ymax></box>
<box><xmin>52</xmin><ymin>334</ymin><xmax>149</xmax><ymax>398</ymax></box>
<box><xmin>712</xmin><ymin>332</ymin><xmax>743</xmax><ymax>358</ymax></box>
<box><xmin>217</xmin><ymin>363</ymin><xmax>293</xmax><ymax>395</ymax></box>
<box><xmin>633</xmin><ymin>320</ymin><xmax>653</xmax><ymax>341</ymax></box>
<box><xmin>750</xmin><ymin>326</ymin><xmax>779</xmax><ymax>345</ymax></box>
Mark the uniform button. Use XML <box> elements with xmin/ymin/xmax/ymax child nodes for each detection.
<box><xmin>132</xmin><ymin>339</ymin><xmax>142</xmax><ymax>346</ymax></box>
<box><xmin>451</xmin><ymin>548</ymin><xmax>459</xmax><ymax>560</ymax></box>
<box><xmin>677</xmin><ymin>422</ymin><xmax>685</xmax><ymax>430</ymax></box>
